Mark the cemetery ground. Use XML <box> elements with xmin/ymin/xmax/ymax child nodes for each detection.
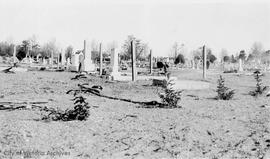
<box><xmin>0</xmin><ymin>69</ymin><xmax>270</xmax><ymax>159</ymax></box>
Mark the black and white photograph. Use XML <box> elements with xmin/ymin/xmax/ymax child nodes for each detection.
<box><xmin>0</xmin><ymin>0</ymin><xmax>270</xmax><ymax>158</ymax></box>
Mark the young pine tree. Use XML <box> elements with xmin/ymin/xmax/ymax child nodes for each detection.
<box><xmin>216</xmin><ymin>75</ymin><xmax>235</xmax><ymax>100</ymax></box>
<box><xmin>249</xmin><ymin>70</ymin><xmax>268</xmax><ymax>97</ymax></box>
<box><xmin>159</xmin><ymin>75</ymin><xmax>183</xmax><ymax>108</ymax></box>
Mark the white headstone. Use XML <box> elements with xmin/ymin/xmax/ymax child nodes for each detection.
<box><xmin>83</xmin><ymin>40</ymin><xmax>95</xmax><ymax>72</ymax></box>
<box><xmin>36</xmin><ymin>54</ymin><xmax>40</xmax><ymax>63</ymax></box>
<box><xmin>49</xmin><ymin>58</ymin><xmax>53</xmax><ymax>65</ymax></box>
<box><xmin>110</xmin><ymin>48</ymin><xmax>121</xmax><ymax>79</ymax></box>
<box><xmin>61</xmin><ymin>51</ymin><xmax>66</xmax><ymax>66</ymax></box>
<box><xmin>29</xmin><ymin>57</ymin><xmax>33</xmax><ymax>63</ymax></box>
<box><xmin>191</xmin><ymin>60</ymin><xmax>195</xmax><ymax>69</ymax></box>
<box><xmin>42</xmin><ymin>58</ymin><xmax>46</xmax><ymax>65</ymax></box>
<box><xmin>67</xmin><ymin>58</ymin><xmax>71</xmax><ymax>65</ymax></box>
<box><xmin>238</xmin><ymin>59</ymin><xmax>243</xmax><ymax>72</ymax></box>
<box><xmin>70</xmin><ymin>53</ymin><xmax>80</xmax><ymax>71</ymax></box>
<box><xmin>13</xmin><ymin>45</ymin><xmax>16</xmax><ymax>63</ymax></box>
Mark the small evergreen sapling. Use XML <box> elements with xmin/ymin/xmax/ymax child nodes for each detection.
<box><xmin>42</xmin><ymin>95</ymin><xmax>90</xmax><ymax>121</ymax></box>
<box><xmin>249</xmin><ymin>70</ymin><xmax>268</xmax><ymax>97</ymax></box>
<box><xmin>159</xmin><ymin>79</ymin><xmax>182</xmax><ymax>108</ymax></box>
<box><xmin>216</xmin><ymin>75</ymin><xmax>235</xmax><ymax>100</ymax></box>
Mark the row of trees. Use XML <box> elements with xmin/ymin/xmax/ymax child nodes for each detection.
<box><xmin>0</xmin><ymin>35</ymin><xmax>149</xmax><ymax>62</ymax></box>
<box><xmin>0</xmin><ymin>37</ymin><xmax>74</xmax><ymax>61</ymax></box>
<box><xmin>0</xmin><ymin>35</ymin><xmax>268</xmax><ymax>66</ymax></box>
<box><xmin>169</xmin><ymin>42</ymin><xmax>217</xmax><ymax>66</ymax></box>
<box><xmin>220</xmin><ymin>42</ymin><xmax>270</xmax><ymax>64</ymax></box>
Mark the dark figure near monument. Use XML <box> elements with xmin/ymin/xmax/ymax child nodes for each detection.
<box><xmin>157</xmin><ymin>61</ymin><xmax>164</xmax><ymax>69</ymax></box>
<box><xmin>157</xmin><ymin>61</ymin><xmax>169</xmax><ymax>74</ymax></box>
<box><xmin>163</xmin><ymin>62</ymin><xmax>169</xmax><ymax>73</ymax></box>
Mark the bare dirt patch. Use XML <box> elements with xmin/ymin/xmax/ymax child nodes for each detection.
<box><xmin>0</xmin><ymin>70</ymin><xmax>270</xmax><ymax>158</ymax></box>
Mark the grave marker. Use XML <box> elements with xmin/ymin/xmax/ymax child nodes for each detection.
<box><xmin>202</xmin><ymin>45</ymin><xmax>206</xmax><ymax>79</ymax></box>
<box><xmin>61</xmin><ymin>50</ymin><xmax>66</xmax><ymax>66</ymax></box>
<box><xmin>150</xmin><ymin>49</ymin><xmax>153</xmax><ymax>74</ymax></box>
<box><xmin>131</xmin><ymin>41</ymin><xmax>137</xmax><ymax>81</ymax></box>
<box><xmin>238</xmin><ymin>59</ymin><xmax>243</xmax><ymax>72</ymax></box>
<box><xmin>191</xmin><ymin>60</ymin><xmax>195</xmax><ymax>69</ymax></box>
<box><xmin>110</xmin><ymin>47</ymin><xmax>120</xmax><ymax>79</ymax></box>
<box><xmin>99</xmin><ymin>43</ymin><xmax>102</xmax><ymax>76</ymax></box>
<box><xmin>83</xmin><ymin>40</ymin><xmax>95</xmax><ymax>72</ymax></box>
<box><xmin>13</xmin><ymin>45</ymin><xmax>16</xmax><ymax>63</ymax></box>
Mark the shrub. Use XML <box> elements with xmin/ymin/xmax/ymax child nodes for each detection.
<box><xmin>216</xmin><ymin>75</ymin><xmax>235</xmax><ymax>100</ymax></box>
<box><xmin>249</xmin><ymin>70</ymin><xmax>268</xmax><ymax>97</ymax></box>
<box><xmin>42</xmin><ymin>95</ymin><xmax>90</xmax><ymax>121</ymax></box>
<box><xmin>157</xmin><ymin>61</ymin><xmax>164</xmax><ymax>69</ymax></box>
<box><xmin>223</xmin><ymin>56</ymin><xmax>230</xmax><ymax>63</ymax></box>
<box><xmin>174</xmin><ymin>54</ymin><xmax>185</xmax><ymax>65</ymax></box>
<box><xmin>159</xmin><ymin>79</ymin><xmax>182</xmax><ymax>108</ymax></box>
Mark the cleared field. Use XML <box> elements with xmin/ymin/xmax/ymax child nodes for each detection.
<box><xmin>0</xmin><ymin>69</ymin><xmax>270</xmax><ymax>159</ymax></box>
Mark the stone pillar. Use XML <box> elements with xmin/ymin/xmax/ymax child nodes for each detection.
<box><xmin>37</xmin><ymin>54</ymin><xmax>40</xmax><ymax>63</ymax></box>
<box><xmin>150</xmin><ymin>49</ymin><xmax>153</xmax><ymax>74</ymax></box>
<box><xmin>42</xmin><ymin>58</ymin><xmax>46</xmax><ymax>65</ymax></box>
<box><xmin>131</xmin><ymin>41</ymin><xmax>136</xmax><ymax>81</ymax></box>
<box><xmin>61</xmin><ymin>51</ymin><xmax>66</xmax><ymax>66</ymax></box>
<box><xmin>202</xmin><ymin>45</ymin><xmax>206</xmax><ymax>79</ymax></box>
<box><xmin>67</xmin><ymin>58</ymin><xmax>71</xmax><ymax>66</ymax></box>
<box><xmin>110</xmin><ymin>48</ymin><xmax>120</xmax><ymax>79</ymax></box>
<box><xmin>83</xmin><ymin>40</ymin><xmax>95</xmax><ymax>72</ymax></box>
<box><xmin>238</xmin><ymin>59</ymin><xmax>243</xmax><ymax>72</ymax></box>
<box><xmin>57</xmin><ymin>54</ymin><xmax>60</xmax><ymax>68</ymax></box>
<box><xmin>13</xmin><ymin>45</ymin><xmax>16</xmax><ymax>63</ymax></box>
<box><xmin>99</xmin><ymin>43</ymin><xmax>103</xmax><ymax>76</ymax></box>
<box><xmin>50</xmin><ymin>51</ymin><xmax>54</xmax><ymax>65</ymax></box>
<box><xmin>191</xmin><ymin>60</ymin><xmax>195</xmax><ymax>69</ymax></box>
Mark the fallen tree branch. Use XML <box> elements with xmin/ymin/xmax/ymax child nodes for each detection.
<box><xmin>67</xmin><ymin>84</ymin><xmax>166</xmax><ymax>108</ymax></box>
<box><xmin>71</xmin><ymin>74</ymin><xmax>87</xmax><ymax>80</ymax></box>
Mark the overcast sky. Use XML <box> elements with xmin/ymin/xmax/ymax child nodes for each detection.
<box><xmin>0</xmin><ymin>0</ymin><xmax>269</xmax><ymax>57</ymax></box>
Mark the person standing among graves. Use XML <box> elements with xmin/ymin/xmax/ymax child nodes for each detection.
<box><xmin>163</xmin><ymin>62</ymin><xmax>169</xmax><ymax>74</ymax></box>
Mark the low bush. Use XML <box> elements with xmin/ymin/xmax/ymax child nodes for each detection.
<box><xmin>249</xmin><ymin>70</ymin><xmax>268</xmax><ymax>97</ymax></box>
<box><xmin>159</xmin><ymin>79</ymin><xmax>182</xmax><ymax>108</ymax></box>
<box><xmin>216</xmin><ymin>75</ymin><xmax>235</xmax><ymax>100</ymax></box>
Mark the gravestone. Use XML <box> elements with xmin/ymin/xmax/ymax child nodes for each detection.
<box><xmin>61</xmin><ymin>51</ymin><xmax>66</xmax><ymax>66</ymax></box>
<box><xmin>13</xmin><ymin>45</ymin><xmax>16</xmax><ymax>63</ymax></box>
<box><xmin>99</xmin><ymin>43</ymin><xmax>103</xmax><ymax>76</ymax></box>
<box><xmin>202</xmin><ymin>45</ymin><xmax>206</xmax><ymax>79</ymax></box>
<box><xmin>150</xmin><ymin>49</ymin><xmax>153</xmax><ymax>74</ymax></box>
<box><xmin>42</xmin><ymin>58</ymin><xmax>46</xmax><ymax>65</ymax></box>
<box><xmin>67</xmin><ymin>57</ymin><xmax>71</xmax><ymax>66</ymax></box>
<box><xmin>131</xmin><ymin>41</ymin><xmax>137</xmax><ymax>81</ymax></box>
<box><xmin>78</xmin><ymin>53</ymin><xmax>84</xmax><ymax>72</ymax></box>
<box><xmin>57</xmin><ymin>54</ymin><xmax>60</xmax><ymax>68</ymax></box>
<box><xmin>36</xmin><ymin>54</ymin><xmax>40</xmax><ymax>63</ymax></box>
<box><xmin>83</xmin><ymin>40</ymin><xmax>95</xmax><ymax>72</ymax></box>
<box><xmin>49</xmin><ymin>58</ymin><xmax>53</xmax><ymax>65</ymax></box>
<box><xmin>50</xmin><ymin>52</ymin><xmax>53</xmax><ymax>65</ymax></box>
<box><xmin>70</xmin><ymin>53</ymin><xmax>80</xmax><ymax>71</ymax></box>
<box><xmin>238</xmin><ymin>59</ymin><xmax>243</xmax><ymax>72</ymax></box>
<box><xmin>110</xmin><ymin>48</ymin><xmax>121</xmax><ymax>80</ymax></box>
<box><xmin>191</xmin><ymin>60</ymin><xmax>195</xmax><ymax>69</ymax></box>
